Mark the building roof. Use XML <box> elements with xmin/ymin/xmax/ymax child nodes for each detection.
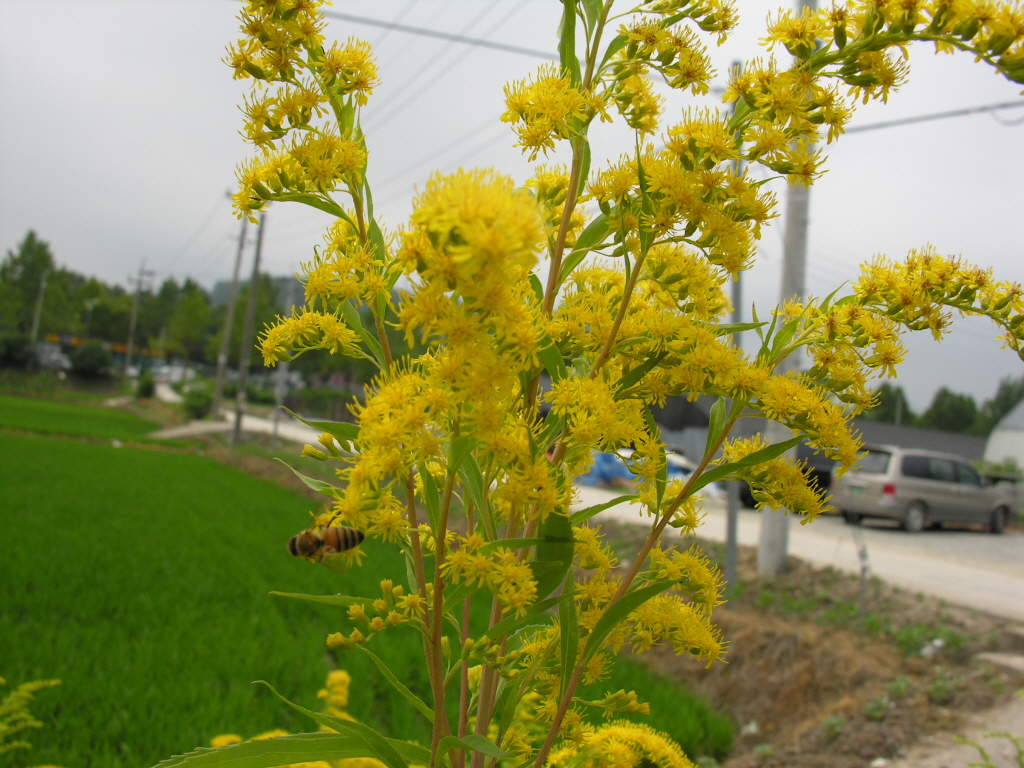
<box><xmin>853</xmin><ymin>420</ymin><xmax>987</xmax><ymax>461</ymax></box>
<box><xmin>994</xmin><ymin>398</ymin><xmax>1024</xmax><ymax>432</ymax></box>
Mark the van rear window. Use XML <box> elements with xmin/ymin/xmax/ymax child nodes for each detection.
<box><xmin>858</xmin><ymin>450</ymin><xmax>891</xmax><ymax>474</ymax></box>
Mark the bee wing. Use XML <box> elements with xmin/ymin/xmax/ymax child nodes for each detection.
<box><xmin>317</xmin><ymin>551</ymin><xmax>356</xmax><ymax>574</ymax></box>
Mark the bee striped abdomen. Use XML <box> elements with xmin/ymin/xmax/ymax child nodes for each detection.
<box><xmin>323</xmin><ymin>526</ymin><xmax>365</xmax><ymax>553</ymax></box>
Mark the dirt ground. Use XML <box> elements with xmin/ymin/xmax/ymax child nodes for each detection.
<box><xmin>599</xmin><ymin>518</ymin><xmax>1024</xmax><ymax>768</ymax></box>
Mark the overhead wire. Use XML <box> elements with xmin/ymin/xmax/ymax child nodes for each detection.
<box><xmin>369</xmin><ymin>0</ymin><xmax>422</xmax><ymax>49</ymax></box>
<box><xmin>357</xmin><ymin>1</ymin><xmax>503</xmax><ymax>125</ymax></box>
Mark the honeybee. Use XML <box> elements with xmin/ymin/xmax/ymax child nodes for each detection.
<box><xmin>288</xmin><ymin>525</ymin><xmax>365</xmax><ymax>563</ymax></box>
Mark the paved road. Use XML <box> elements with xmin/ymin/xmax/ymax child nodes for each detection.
<box><xmin>573</xmin><ymin>486</ymin><xmax>1024</xmax><ymax>622</ymax></box>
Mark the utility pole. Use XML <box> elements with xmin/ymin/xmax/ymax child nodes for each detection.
<box><xmin>271</xmin><ymin>275</ymin><xmax>297</xmax><ymax>451</ymax></box>
<box><xmin>124</xmin><ymin>260</ymin><xmax>154</xmax><ymax>375</ymax></box>
<box><xmin>232</xmin><ymin>213</ymin><xmax>266</xmax><ymax>445</ymax></box>
<box><xmin>213</xmin><ymin>217</ymin><xmax>249</xmax><ymax>419</ymax></box>
<box><xmin>758</xmin><ymin>0</ymin><xmax>815</xmax><ymax>578</ymax></box>
<box><xmin>29</xmin><ymin>269</ymin><xmax>50</xmax><ymax>346</ymax></box>
<box><xmin>724</xmin><ymin>60</ymin><xmax>744</xmax><ymax>605</ymax></box>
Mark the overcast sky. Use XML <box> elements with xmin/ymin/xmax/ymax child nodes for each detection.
<box><xmin>1</xmin><ymin>0</ymin><xmax>1022</xmax><ymax>410</ymax></box>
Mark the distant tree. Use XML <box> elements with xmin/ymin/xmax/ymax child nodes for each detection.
<box><xmin>0</xmin><ymin>231</ymin><xmax>56</xmax><ymax>333</ymax></box>
<box><xmin>976</xmin><ymin>374</ymin><xmax>1024</xmax><ymax>435</ymax></box>
<box><xmin>919</xmin><ymin>387</ymin><xmax>978</xmax><ymax>433</ymax></box>
<box><xmin>206</xmin><ymin>273</ymin><xmax>280</xmax><ymax>370</ymax></box>
<box><xmin>863</xmin><ymin>382</ymin><xmax>915</xmax><ymax>425</ymax></box>
<box><xmin>167</xmin><ymin>280</ymin><xmax>212</xmax><ymax>369</ymax></box>
<box><xmin>70</xmin><ymin>340</ymin><xmax>113</xmax><ymax>379</ymax></box>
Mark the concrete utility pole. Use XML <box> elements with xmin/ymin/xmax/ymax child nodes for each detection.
<box><xmin>270</xmin><ymin>275</ymin><xmax>297</xmax><ymax>451</ymax></box>
<box><xmin>29</xmin><ymin>269</ymin><xmax>50</xmax><ymax>346</ymax></box>
<box><xmin>232</xmin><ymin>213</ymin><xmax>266</xmax><ymax>445</ymax></box>
<box><xmin>125</xmin><ymin>260</ymin><xmax>155</xmax><ymax>375</ymax></box>
<box><xmin>757</xmin><ymin>0</ymin><xmax>815</xmax><ymax>578</ymax></box>
<box><xmin>213</xmin><ymin>217</ymin><xmax>249</xmax><ymax>420</ymax></box>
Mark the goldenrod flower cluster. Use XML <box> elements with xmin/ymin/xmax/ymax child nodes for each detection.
<box><xmin>0</xmin><ymin>676</ymin><xmax>60</xmax><ymax>760</ymax></box>
<box><xmin>222</xmin><ymin>2</ymin><xmax>1024</xmax><ymax>768</ymax></box>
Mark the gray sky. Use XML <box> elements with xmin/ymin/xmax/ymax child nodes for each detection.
<box><xmin>1</xmin><ymin>0</ymin><xmax>1022</xmax><ymax>411</ymax></box>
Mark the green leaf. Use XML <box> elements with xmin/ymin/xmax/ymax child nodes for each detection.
<box><xmin>449</xmin><ymin>435</ymin><xmax>477</xmax><ymax>476</ymax></box>
<box><xmin>152</xmin><ymin>732</ymin><xmax>398</xmax><ymax>768</ymax></box>
<box><xmin>339</xmin><ymin>301</ymin><xmax>386</xmax><ymax>369</ymax></box>
<box><xmin>255</xmin><ymin>682</ymin><xmax>414</xmax><ymax>768</ymax></box>
<box><xmin>715</xmin><ymin>321</ymin><xmax>766</xmax><ymax>336</ymax></box>
<box><xmin>704</xmin><ymin>397</ymin><xmax>726</xmax><ymax>458</ymax></box>
<box><xmin>529</xmin><ymin>272</ymin><xmax>545</xmax><ymax>304</ymax></box>
<box><xmin>536</xmin><ymin>511</ymin><xmax>573</xmax><ymax>568</ymax></box>
<box><xmin>270</xmin><ymin>591</ymin><xmax>371</xmax><ymax>609</ymax></box>
<box><xmin>281</xmin><ymin>407</ymin><xmax>359</xmax><ymax>444</ymax></box>
<box><xmin>597</xmin><ymin>33</ymin><xmax>628</xmax><ymax>73</ymax></box>
<box><xmin>458</xmin><ymin>455</ymin><xmax>496</xmax><ymax>540</ymax></box>
<box><xmin>368</xmin><ymin>217</ymin><xmax>388</xmax><ymax>262</ymax></box>
<box><xmin>569</xmin><ymin>494</ymin><xmax>634</xmax><ymax>524</ymax></box>
<box><xmin>418</xmin><ymin>466</ymin><xmax>442</xmax><ymax>533</ymax></box>
<box><xmin>361</xmin><ymin>648</ymin><xmax>434</xmax><ymax>723</ymax></box>
<box><xmin>273</xmin><ymin>458</ymin><xmax>339</xmax><ymax>497</ymax></box>
<box><xmin>559</xmin><ymin>0</ymin><xmax>581</xmax><ymax>85</ymax></box>
<box><xmin>483</xmin><ymin>592</ymin><xmax>572</xmax><ymax>641</ymax></box>
<box><xmin>559</xmin><ymin>213</ymin><xmax>609</xmax><ymax>284</ymax></box>
<box><xmin>582</xmin><ymin>0</ymin><xmax>602</xmax><ymax>34</ymax></box>
<box><xmin>769</xmin><ymin>317</ymin><xmax>801</xmax><ymax>358</ymax></box>
<box><xmin>580</xmin><ymin>579</ymin><xmax>679</xmax><ymax>664</ymax></box>
<box><xmin>576</xmin><ymin>139</ymin><xmax>592</xmax><ymax>199</ymax></box>
<box><xmin>538</xmin><ymin>333</ymin><xmax>568</xmax><ymax>384</ymax></box>
<box><xmin>558</xmin><ymin>569</ymin><xmax>579</xmax><ymax>698</ymax></box>
<box><xmin>685</xmin><ymin>436</ymin><xmax>802</xmax><ymax>496</ymax></box>
<box><xmin>270</xmin><ymin>192</ymin><xmax>346</xmax><ymax>220</ymax></box>
<box><xmin>437</xmin><ymin>735</ymin><xmax>509</xmax><ymax>761</ymax></box>
<box><xmin>614</xmin><ymin>352</ymin><xmax>666</xmax><ymax>396</ymax></box>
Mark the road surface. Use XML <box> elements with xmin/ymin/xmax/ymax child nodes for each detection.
<box><xmin>573</xmin><ymin>486</ymin><xmax>1024</xmax><ymax>622</ymax></box>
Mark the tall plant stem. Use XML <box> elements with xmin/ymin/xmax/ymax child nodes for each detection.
<box><xmin>405</xmin><ymin>471</ymin><xmax>440</xmax><ymax>712</ymax></box>
<box><xmin>531</xmin><ymin>406</ymin><xmax>745</xmax><ymax>768</ymax></box>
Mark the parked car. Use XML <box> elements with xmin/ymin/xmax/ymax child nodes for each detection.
<box><xmin>830</xmin><ymin>445</ymin><xmax>1012</xmax><ymax>533</ymax></box>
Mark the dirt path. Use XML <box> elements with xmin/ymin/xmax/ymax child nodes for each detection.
<box><xmin>889</xmin><ymin>694</ymin><xmax>1024</xmax><ymax>768</ymax></box>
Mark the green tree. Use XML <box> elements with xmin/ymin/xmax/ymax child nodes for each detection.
<box><xmin>863</xmin><ymin>382</ymin><xmax>915</xmax><ymax>425</ymax></box>
<box><xmin>167</xmin><ymin>280</ymin><xmax>212</xmax><ymax>369</ymax></box>
<box><xmin>919</xmin><ymin>387</ymin><xmax>978</xmax><ymax>433</ymax></box>
<box><xmin>0</xmin><ymin>231</ymin><xmax>56</xmax><ymax>333</ymax></box>
<box><xmin>206</xmin><ymin>274</ymin><xmax>279</xmax><ymax>371</ymax></box>
<box><xmin>976</xmin><ymin>375</ymin><xmax>1024</xmax><ymax>434</ymax></box>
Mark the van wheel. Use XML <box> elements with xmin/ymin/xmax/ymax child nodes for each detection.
<box><xmin>903</xmin><ymin>502</ymin><xmax>927</xmax><ymax>533</ymax></box>
<box><xmin>990</xmin><ymin>507</ymin><xmax>1008</xmax><ymax>534</ymax></box>
<box><xmin>843</xmin><ymin>510</ymin><xmax>862</xmax><ymax>525</ymax></box>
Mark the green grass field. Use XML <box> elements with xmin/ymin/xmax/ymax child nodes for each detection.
<box><xmin>0</xmin><ymin>394</ymin><xmax>158</xmax><ymax>441</ymax></box>
<box><xmin>0</xmin><ymin>396</ymin><xmax>732</xmax><ymax>768</ymax></box>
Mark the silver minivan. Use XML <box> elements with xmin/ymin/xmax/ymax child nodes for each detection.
<box><xmin>830</xmin><ymin>445</ymin><xmax>1012</xmax><ymax>533</ymax></box>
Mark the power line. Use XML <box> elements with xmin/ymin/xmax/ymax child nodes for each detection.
<box><xmin>846</xmin><ymin>100</ymin><xmax>1024</xmax><ymax>133</ymax></box>
<box><xmin>321</xmin><ymin>9</ymin><xmax>556</xmax><ymax>60</ymax></box>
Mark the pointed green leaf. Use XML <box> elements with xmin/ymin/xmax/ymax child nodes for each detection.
<box><xmin>614</xmin><ymin>352</ymin><xmax>666</xmax><ymax>396</ymax></box>
<box><xmin>582</xmin><ymin>0</ymin><xmax>602</xmax><ymax>33</ymax></box>
<box><xmin>597</xmin><ymin>33</ymin><xmax>629</xmax><ymax>73</ymax></box>
<box><xmin>449</xmin><ymin>435</ymin><xmax>477</xmax><ymax>476</ymax></box>
<box><xmin>361</xmin><ymin>648</ymin><xmax>434</xmax><ymax>723</ymax></box>
<box><xmin>704</xmin><ymin>397</ymin><xmax>726</xmax><ymax>458</ymax></box>
<box><xmin>580</xmin><ymin>579</ymin><xmax>679</xmax><ymax>664</ymax></box>
<box><xmin>559</xmin><ymin>0</ymin><xmax>581</xmax><ymax>85</ymax></box>
<box><xmin>273</xmin><ymin>458</ymin><xmax>339</xmax><ymax>496</ymax></box>
<box><xmin>152</xmin><ymin>732</ymin><xmax>391</xmax><ymax>768</ymax></box>
<box><xmin>538</xmin><ymin>334</ymin><xmax>568</xmax><ymax>384</ymax></box>
<box><xmin>418</xmin><ymin>465</ymin><xmax>441</xmax><ymax>533</ymax></box>
<box><xmin>559</xmin><ymin>213</ymin><xmax>609</xmax><ymax>284</ymax></box>
<box><xmin>558</xmin><ymin>569</ymin><xmax>578</xmax><ymax>698</ymax></box>
<box><xmin>281</xmin><ymin>407</ymin><xmax>359</xmax><ymax>444</ymax></box>
<box><xmin>438</xmin><ymin>735</ymin><xmax>509</xmax><ymax>761</ymax></box>
<box><xmin>483</xmin><ymin>592</ymin><xmax>572</xmax><ymax>641</ymax></box>
<box><xmin>270</xmin><ymin>592</ymin><xmax>371</xmax><ymax>609</ymax></box>
<box><xmin>569</xmin><ymin>494</ymin><xmax>635</xmax><ymax>524</ymax></box>
<box><xmin>715</xmin><ymin>321</ymin><xmax>767</xmax><ymax>336</ymax></box>
<box><xmin>529</xmin><ymin>272</ymin><xmax>545</xmax><ymax>304</ymax></box>
<box><xmin>339</xmin><ymin>300</ymin><xmax>386</xmax><ymax>369</ymax></box>
<box><xmin>255</xmin><ymin>682</ymin><xmax>410</xmax><ymax>768</ymax></box>
<box><xmin>685</xmin><ymin>436</ymin><xmax>802</xmax><ymax>496</ymax></box>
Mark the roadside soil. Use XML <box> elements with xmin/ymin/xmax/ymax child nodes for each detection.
<box><xmin>599</xmin><ymin>518</ymin><xmax>1024</xmax><ymax>768</ymax></box>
